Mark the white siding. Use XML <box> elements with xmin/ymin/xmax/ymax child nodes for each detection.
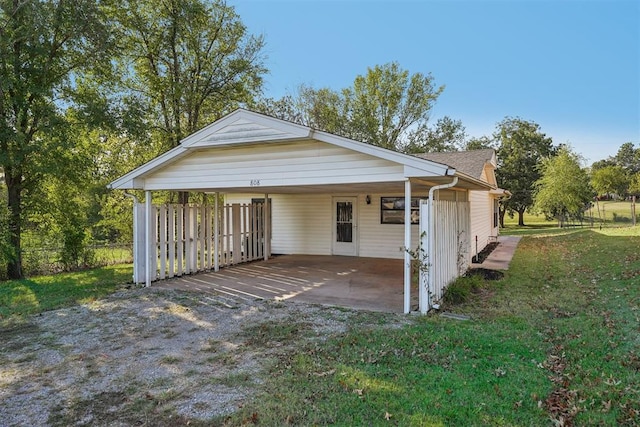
<box><xmin>226</xmin><ymin>190</ymin><xmax>478</xmax><ymax>260</ymax></box>
<box><xmin>469</xmin><ymin>190</ymin><xmax>495</xmax><ymax>255</ymax></box>
<box><xmin>225</xmin><ymin>193</ymin><xmax>332</xmax><ymax>255</ymax></box>
<box><xmin>144</xmin><ymin>140</ymin><xmax>405</xmax><ymax>191</ymax></box>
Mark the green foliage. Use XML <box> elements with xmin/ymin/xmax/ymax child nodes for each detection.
<box><xmin>404</xmin><ymin>115</ymin><xmax>467</xmax><ymax>153</ymax></box>
<box><xmin>495</xmin><ymin>117</ymin><xmax>556</xmax><ymax>225</ymax></box>
<box><xmin>255</xmin><ymin>62</ymin><xmax>445</xmax><ymax>152</ymax></box>
<box><xmin>0</xmin><ymin>0</ymin><xmax>116</xmax><ymax>278</ymax></box>
<box><xmin>533</xmin><ymin>146</ymin><xmax>593</xmax><ymax>225</ymax></box>
<box><xmin>591</xmin><ymin>165</ymin><xmax>629</xmax><ymax>198</ymax></box>
<box><xmin>113</xmin><ymin>0</ymin><xmax>267</xmax><ymax>151</ymax></box>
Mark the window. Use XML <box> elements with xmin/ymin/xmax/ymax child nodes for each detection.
<box><xmin>380</xmin><ymin>197</ymin><xmax>420</xmax><ymax>224</ymax></box>
<box><xmin>493</xmin><ymin>198</ymin><xmax>499</xmax><ymax>228</ymax></box>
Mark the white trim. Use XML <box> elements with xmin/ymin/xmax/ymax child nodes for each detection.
<box><xmin>403</xmin><ymin>179</ymin><xmax>412</xmax><ymax>314</ymax></box>
<box><xmin>145</xmin><ymin>191</ymin><xmax>152</xmax><ymax>288</ymax></box>
<box><xmin>108</xmin><ymin>109</ymin><xmax>465</xmax><ymax>191</ymax></box>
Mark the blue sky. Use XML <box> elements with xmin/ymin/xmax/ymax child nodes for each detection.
<box><xmin>232</xmin><ymin>0</ymin><xmax>639</xmax><ymax>164</ymax></box>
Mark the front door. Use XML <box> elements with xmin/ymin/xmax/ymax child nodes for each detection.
<box><xmin>332</xmin><ymin>197</ymin><xmax>358</xmax><ymax>256</ymax></box>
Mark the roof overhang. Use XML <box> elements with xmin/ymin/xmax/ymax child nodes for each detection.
<box><xmin>108</xmin><ymin>109</ymin><xmax>495</xmax><ymax>193</ymax></box>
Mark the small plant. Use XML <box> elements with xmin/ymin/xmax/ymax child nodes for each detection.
<box><xmin>443</xmin><ymin>274</ymin><xmax>483</xmax><ymax>305</ymax></box>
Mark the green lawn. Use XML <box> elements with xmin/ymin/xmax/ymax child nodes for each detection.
<box><xmin>1</xmin><ymin>225</ymin><xmax>638</xmax><ymax>425</ymax></box>
<box><xmin>221</xmin><ymin>226</ymin><xmax>640</xmax><ymax>426</ymax></box>
<box><xmin>502</xmin><ymin>200</ymin><xmax>639</xmax><ymax>235</ymax></box>
<box><xmin>0</xmin><ymin>264</ymin><xmax>133</xmax><ymax>318</ymax></box>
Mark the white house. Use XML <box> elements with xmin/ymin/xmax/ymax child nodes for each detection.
<box><xmin>109</xmin><ymin>109</ymin><xmax>504</xmax><ymax>313</ymax></box>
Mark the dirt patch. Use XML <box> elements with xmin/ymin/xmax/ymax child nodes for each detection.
<box><xmin>0</xmin><ymin>288</ymin><xmax>408</xmax><ymax>426</ymax></box>
<box><xmin>471</xmin><ymin>241</ymin><xmax>499</xmax><ymax>264</ymax></box>
<box><xmin>465</xmin><ymin>268</ymin><xmax>504</xmax><ymax>281</ymax></box>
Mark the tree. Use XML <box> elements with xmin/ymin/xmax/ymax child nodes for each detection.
<box><xmin>115</xmin><ymin>0</ymin><xmax>266</xmax><ymax>150</ymax></box>
<box><xmin>495</xmin><ymin>117</ymin><xmax>555</xmax><ymax>226</ymax></box>
<box><xmin>591</xmin><ymin>165</ymin><xmax>629</xmax><ymax>199</ymax></box>
<box><xmin>115</xmin><ymin>0</ymin><xmax>266</xmax><ymax>203</ymax></box>
<box><xmin>404</xmin><ymin>116</ymin><xmax>467</xmax><ymax>153</ymax></box>
<box><xmin>630</xmin><ymin>172</ymin><xmax>640</xmax><ymax>196</ymax></box>
<box><xmin>613</xmin><ymin>142</ymin><xmax>640</xmax><ymax>174</ymax></box>
<box><xmin>464</xmin><ymin>135</ymin><xmax>495</xmax><ymax>151</ymax></box>
<box><xmin>533</xmin><ymin>147</ymin><xmax>593</xmax><ymax>227</ymax></box>
<box><xmin>256</xmin><ymin>62</ymin><xmax>444</xmax><ymax>152</ymax></box>
<box><xmin>0</xmin><ymin>0</ymin><xmax>114</xmax><ymax>278</ymax></box>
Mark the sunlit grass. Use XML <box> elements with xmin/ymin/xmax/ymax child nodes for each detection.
<box><xmin>220</xmin><ymin>227</ymin><xmax>639</xmax><ymax>426</ymax></box>
<box><xmin>0</xmin><ymin>264</ymin><xmax>133</xmax><ymax>318</ymax></box>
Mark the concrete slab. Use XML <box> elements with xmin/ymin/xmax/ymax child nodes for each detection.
<box><xmin>154</xmin><ymin>255</ymin><xmax>415</xmax><ymax>313</ymax></box>
<box><xmin>471</xmin><ymin>235</ymin><xmax>522</xmax><ymax>270</ymax></box>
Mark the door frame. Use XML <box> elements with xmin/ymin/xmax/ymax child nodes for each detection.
<box><xmin>331</xmin><ymin>196</ymin><xmax>359</xmax><ymax>256</ymax></box>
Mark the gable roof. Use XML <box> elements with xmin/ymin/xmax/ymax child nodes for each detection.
<box><xmin>414</xmin><ymin>149</ymin><xmax>496</xmax><ymax>180</ymax></box>
<box><xmin>109</xmin><ymin>109</ymin><xmax>494</xmax><ymax>192</ymax></box>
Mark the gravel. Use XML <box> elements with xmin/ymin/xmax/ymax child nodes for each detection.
<box><xmin>0</xmin><ymin>287</ymin><xmax>404</xmax><ymax>426</ymax></box>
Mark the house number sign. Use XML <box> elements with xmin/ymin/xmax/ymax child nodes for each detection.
<box><xmin>250</xmin><ymin>179</ymin><xmax>261</xmax><ymax>186</ymax></box>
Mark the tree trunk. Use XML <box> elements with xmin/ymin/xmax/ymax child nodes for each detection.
<box><xmin>178</xmin><ymin>191</ymin><xmax>189</xmax><ymax>205</ymax></box>
<box><xmin>517</xmin><ymin>208</ymin><xmax>526</xmax><ymax>226</ymax></box>
<box><xmin>499</xmin><ymin>207</ymin><xmax>506</xmax><ymax>228</ymax></box>
<box><xmin>5</xmin><ymin>171</ymin><xmax>23</xmax><ymax>279</ymax></box>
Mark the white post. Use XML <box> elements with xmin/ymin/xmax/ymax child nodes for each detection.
<box><xmin>404</xmin><ymin>179</ymin><xmax>412</xmax><ymax>314</ymax></box>
<box><xmin>214</xmin><ymin>193</ymin><xmax>220</xmax><ymax>271</ymax></box>
<box><xmin>264</xmin><ymin>193</ymin><xmax>270</xmax><ymax>261</ymax></box>
<box><xmin>145</xmin><ymin>190</ymin><xmax>152</xmax><ymax>287</ymax></box>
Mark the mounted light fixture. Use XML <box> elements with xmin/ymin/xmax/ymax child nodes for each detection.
<box><xmin>365</xmin><ymin>195</ymin><xmax>371</xmax><ymax>205</ymax></box>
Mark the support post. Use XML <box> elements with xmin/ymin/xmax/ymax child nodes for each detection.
<box><xmin>264</xmin><ymin>193</ymin><xmax>270</xmax><ymax>261</ymax></box>
<box><xmin>403</xmin><ymin>180</ymin><xmax>412</xmax><ymax>314</ymax></box>
<box><xmin>145</xmin><ymin>190</ymin><xmax>152</xmax><ymax>287</ymax></box>
<box><xmin>214</xmin><ymin>192</ymin><xmax>220</xmax><ymax>271</ymax></box>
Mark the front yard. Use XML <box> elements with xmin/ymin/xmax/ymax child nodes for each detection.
<box><xmin>1</xmin><ymin>226</ymin><xmax>638</xmax><ymax>426</ymax></box>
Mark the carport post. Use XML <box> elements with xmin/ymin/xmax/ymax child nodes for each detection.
<box><xmin>214</xmin><ymin>192</ymin><xmax>219</xmax><ymax>272</ymax></box>
<box><xmin>404</xmin><ymin>179</ymin><xmax>412</xmax><ymax>314</ymax></box>
<box><xmin>264</xmin><ymin>193</ymin><xmax>270</xmax><ymax>261</ymax></box>
<box><xmin>145</xmin><ymin>190</ymin><xmax>152</xmax><ymax>287</ymax></box>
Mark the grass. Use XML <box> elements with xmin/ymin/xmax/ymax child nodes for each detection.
<box><xmin>2</xmin><ymin>223</ymin><xmax>639</xmax><ymax>425</ymax></box>
<box><xmin>0</xmin><ymin>264</ymin><xmax>133</xmax><ymax>318</ymax></box>
<box><xmin>218</xmin><ymin>226</ymin><xmax>639</xmax><ymax>426</ymax></box>
<box><xmin>502</xmin><ymin>200</ymin><xmax>639</xmax><ymax>236</ymax></box>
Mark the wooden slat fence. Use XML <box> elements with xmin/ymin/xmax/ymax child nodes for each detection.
<box><xmin>146</xmin><ymin>202</ymin><xmax>264</xmax><ymax>282</ymax></box>
<box><xmin>420</xmin><ymin>200</ymin><xmax>470</xmax><ymax>309</ymax></box>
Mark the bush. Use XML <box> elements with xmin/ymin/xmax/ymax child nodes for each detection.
<box><xmin>443</xmin><ymin>274</ymin><xmax>484</xmax><ymax>305</ymax></box>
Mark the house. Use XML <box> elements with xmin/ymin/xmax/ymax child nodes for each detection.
<box><xmin>108</xmin><ymin>109</ymin><xmax>504</xmax><ymax>313</ymax></box>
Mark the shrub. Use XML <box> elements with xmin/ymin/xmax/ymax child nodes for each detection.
<box><xmin>443</xmin><ymin>274</ymin><xmax>484</xmax><ymax>305</ymax></box>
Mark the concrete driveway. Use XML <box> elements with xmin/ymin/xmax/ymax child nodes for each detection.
<box><xmin>154</xmin><ymin>255</ymin><xmax>410</xmax><ymax>313</ymax></box>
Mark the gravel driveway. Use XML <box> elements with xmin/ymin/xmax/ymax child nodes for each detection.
<box><xmin>0</xmin><ymin>288</ymin><xmax>405</xmax><ymax>426</ymax></box>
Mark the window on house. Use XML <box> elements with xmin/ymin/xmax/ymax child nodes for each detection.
<box><xmin>493</xmin><ymin>198</ymin><xmax>499</xmax><ymax>228</ymax></box>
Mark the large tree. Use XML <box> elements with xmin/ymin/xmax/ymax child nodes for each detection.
<box><xmin>591</xmin><ymin>165</ymin><xmax>629</xmax><ymax>199</ymax></box>
<box><xmin>0</xmin><ymin>0</ymin><xmax>114</xmax><ymax>278</ymax></box>
<box><xmin>533</xmin><ymin>147</ymin><xmax>593</xmax><ymax>227</ymax></box>
<box><xmin>495</xmin><ymin>117</ymin><xmax>555</xmax><ymax>226</ymax></box>
<box><xmin>115</xmin><ymin>0</ymin><xmax>266</xmax><ymax>167</ymax></box>
<box><xmin>255</xmin><ymin>62</ymin><xmax>444</xmax><ymax>152</ymax></box>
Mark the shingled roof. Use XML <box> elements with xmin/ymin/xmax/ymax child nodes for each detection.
<box><xmin>414</xmin><ymin>149</ymin><xmax>496</xmax><ymax>180</ymax></box>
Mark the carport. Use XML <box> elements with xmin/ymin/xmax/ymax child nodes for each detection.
<box><xmin>109</xmin><ymin>109</ymin><xmax>493</xmax><ymax>313</ymax></box>
<box><xmin>153</xmin><ymin>255</ymin><xmax>411</xmax><ymax>313</ymax></box>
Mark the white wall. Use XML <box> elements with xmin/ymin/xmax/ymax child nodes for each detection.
<box><xmin>225</xmin><ymin>190</ymin><xmax>470</xmax><ymax>260</ymax></box>
<box><xmin>143</xmin><ymin>140</ymin><xmax>406</xmax><ymax>191</ymax></box>
<box><xmin>469</xmin><ymin>190</ymin><xmax>498</xmax><ymax>256</ymax></box>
